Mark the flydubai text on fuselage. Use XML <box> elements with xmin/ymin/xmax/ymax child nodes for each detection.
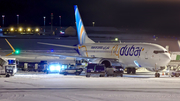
<box><xmin>74</xmin><ymin>5</ymin><xmax>171</xmax><ymax>71</ymax></box>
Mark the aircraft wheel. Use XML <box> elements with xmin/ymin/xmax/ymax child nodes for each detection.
<box><xmin>175</xmin><ymin>73</ymin><xmax>179</xmax><ymax>77</ymax></box>
<box><xmin>6</xmin><ymin>74</ymin><xmax>10</xmax><ymax>77</ymax></box>
<box><xmin>158</xmin><ymin>73</ymin><xmax>160</xmax><ymax>77</ymax></box>
<box><xmin>155</xmin><ymin>73</ymin><xmax>160</xmax><ymax>77</ymax></box>
<box><xmin>120</xmin><ymin>74</ymin><xmax>123</xmax><ymax>77</ymax></box>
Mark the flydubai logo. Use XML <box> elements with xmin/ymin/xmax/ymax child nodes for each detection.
<box><xmin>111</xmin><ymin>45</ymin><xmax>144</xmax><ymax>57</ymax></box>
<box><xmin>120</xmin><ymin>45</ymin><xmax>144</xmax><ymax>56</ymax></box>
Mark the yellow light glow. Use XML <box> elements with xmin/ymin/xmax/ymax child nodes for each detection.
<box><xmin>27</xmin><ymin>28</ymin><xmax>31</xmax><ymax>31</ymax></box>
<box><xmin>115</xmin><ymin>38</ymin><xmax>118</xmax><ymax>41</ymax></box>
<box><xmin>36</xmin><ymin>28</ymin><xmax>39</xmax><ymax>31</ymax></box>
<box><xmin>19</xmin><ymin>28</ymin><xmax>22</xmax><ymax>31</ymax></box>
<box><xmin>10</xmin><ymin>28</ymin><xmax>14</xmax><ymax>31</ymax></box>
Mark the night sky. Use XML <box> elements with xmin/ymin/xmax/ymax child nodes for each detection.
<box><xmin>1</xmin><ymin>0</ymin><xmax>180</xmax><ymax>34</ymax></box>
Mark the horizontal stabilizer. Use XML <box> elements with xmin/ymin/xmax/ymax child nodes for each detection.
<box><xmin>38</xmin><ymin>42</ymin><xmax>77</xmax><ymax>49</ymax></box>
<box><xmin>5</xmin><ymin>39</ymin><xmax>16</xmax><ymax>56</ymax></box>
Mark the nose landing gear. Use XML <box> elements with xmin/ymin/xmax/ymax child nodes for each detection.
<box><xmin>155</xmin><ymin>72</ymin><xmax>160</xmax><ymax>77</ymax></box>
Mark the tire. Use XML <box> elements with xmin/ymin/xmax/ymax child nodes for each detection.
<box><xmin>79</xmin><ymin>68</ymin><xmax>83</xmax><ymax>72</ymax></box>
<box><xmin>120</xmin><ymin>74</ymin><xmax>123</xmax><ymax>77</ymax></box>
<box><xmin>155</xmin><ymin>73</ymin><xmax>158</xmax><ymax>77</ymax></box>
<box><xmin>175</xmin><ymin>73</ymin><xmax>179</xmax><ymax>77</ymax></box>
<box><xmin>6</xmin><ymin>74</ymin><xmax>10</xmax><ymax>77</ymax></box>
<box><xmin>171</xmin><ymin>75</ymin><xmax>174</xmax><ymax>77</ymax></box>
<box><xmin>158</xmin><ymin>73</ymin><xmax>160</xmax><ymax>77</ymax></box>
<box><xmin>64</xmin><ymin>72</ymin><xmax>67</xmax><ymax>75</ymax></box>
<box><xmin>107</xmin><ymin>74</ymin><xmax>109</xmax><ymax>77</ymax></box>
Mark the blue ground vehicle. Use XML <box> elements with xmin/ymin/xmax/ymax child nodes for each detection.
<box><xmin>85</xmin><ymin>64</ymin><xmax>106</xmax><ymax>77</ymax></box>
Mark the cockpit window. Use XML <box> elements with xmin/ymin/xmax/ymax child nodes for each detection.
<box><xmin>153</xmin><ymin>50</ymin><xmax>167</xmax><ymax>54</ymax></box>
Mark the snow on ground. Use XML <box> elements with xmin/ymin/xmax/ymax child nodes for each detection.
<box><xmin>0</xmin><ymin>72</ymin><xmax>180</xmax><ymax>101</ymax></box>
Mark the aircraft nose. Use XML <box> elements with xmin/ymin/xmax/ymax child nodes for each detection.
<box><xmin>162</xmin><ymin>53</ymin><xmax>171</xmax><ymax>63</ymax></box>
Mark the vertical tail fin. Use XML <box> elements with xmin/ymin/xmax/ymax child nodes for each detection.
<box><xmin>74</xmin><ymin>5</ymin><xmax>94</xmax><ymax>44</ymax></box>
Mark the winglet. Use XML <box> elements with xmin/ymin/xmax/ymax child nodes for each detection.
<box><xmin>178</xmin><ymin>40</ymin><xmax>180</xmax><ymax>49</ymax></box>
<box><xmin>5</xmin><ymin>39</ymin><xmax>15</xmax><ymax>56</ymax></box>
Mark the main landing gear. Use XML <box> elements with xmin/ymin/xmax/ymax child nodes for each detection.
<box><xmin>127</xmin><ymin>68</ymin><xmax>136</xmax><ymax>74</ymax></box>
<box><xmin>155</xmin><ymin>72</ymin><xmax>160</xmax><ymax>77</ymax></box>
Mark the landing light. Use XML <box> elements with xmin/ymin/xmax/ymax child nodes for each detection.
<box><xmin>115</xmin><ymin>38</ymin><xmax>118</xmax><ymax>41</ymax></box>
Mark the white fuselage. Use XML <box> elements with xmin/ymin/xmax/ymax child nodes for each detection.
<box><xmin>78</xmin><ymin>43</ymin><xmax>171</xmax><ymax>71</ymax></box>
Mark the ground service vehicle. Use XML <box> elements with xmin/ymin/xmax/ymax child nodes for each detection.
<box><xmin>106</xmin><ymin>66</ymin><xmax>124</xmax><ymax>77</ymax></box>
<box><xmin>37</xmin><ymin>61</ymin><xmax>47</xmax><ymax>72</ymax></box>
<box><xmin>85</xmin><ymin>64</ymin><xmax>106</xmax><ymax>77</ymax></box>
<box><xmin>170</xmin><ymin>69</ymin><xmax>180</xmax><ymax>77</ymax></box>
<box><xmin>60</xmin><ymin>64</ymin><xmax>83</xmax><ymax>75</ymax></box>
<box><xmin>0</xmin><ymin>57</ymin><xmax>18</xmax><ymax>77</ymax></box>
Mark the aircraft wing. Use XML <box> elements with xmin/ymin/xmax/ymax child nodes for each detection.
<box><xmin>5</xmin><ymin>39</ymin><xmax>105</xmax><ymax>60</ymax></box>
<box><xmin>19</xmin><ymin>51</ymin><xmax>96</xmax><ymax>60</ymax></box>
<box><xmin>38</xmin><ymin>42</ymin><xmax>77</xmax><ymax>49</ymax></box>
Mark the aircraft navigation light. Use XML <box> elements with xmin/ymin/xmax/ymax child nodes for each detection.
<box><xmin>15</xmin><ymin>50</ymin><xmax>20</xmax><ymax>54</ymax></box>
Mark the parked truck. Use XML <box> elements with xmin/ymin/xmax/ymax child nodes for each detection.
<box><xmin>0</xmin><ymin>57</ymin><xmax>18</xmax><ymax>77</ymax></box>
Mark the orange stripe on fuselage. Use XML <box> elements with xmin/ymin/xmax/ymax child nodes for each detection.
<box><xmin>80</xmin><ymin>26</ymin><xmax>84</xmax><ymax>43</ymax></box>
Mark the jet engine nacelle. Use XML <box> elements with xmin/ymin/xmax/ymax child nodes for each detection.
<box><xmin>89</xmin><ymin>58</ymin><xmax>121</xmax><ymax>67</ymax></box>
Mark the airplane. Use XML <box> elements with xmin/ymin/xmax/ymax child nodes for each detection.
<box><xmin>36</xmin><ymin>5</ymin><xmax>171</xmax><ymax>77</ymax></box>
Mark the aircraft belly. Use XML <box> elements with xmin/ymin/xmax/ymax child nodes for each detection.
<box><xmin>88</xmin><ymin>52</ymin><xmax>114</xmax><ymax>58</ymax></box>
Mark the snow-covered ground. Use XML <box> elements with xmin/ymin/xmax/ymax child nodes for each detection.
<box><xmin>0</xmin><ymin>72</ymin><xmax>180</xmax><ymax>101</ymax></box>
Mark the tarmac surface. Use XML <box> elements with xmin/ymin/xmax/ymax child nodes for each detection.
<box><xmin>0</xmin><ymin>71</ymin><xmax>180</xmax><ymax>101</ymax></box>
